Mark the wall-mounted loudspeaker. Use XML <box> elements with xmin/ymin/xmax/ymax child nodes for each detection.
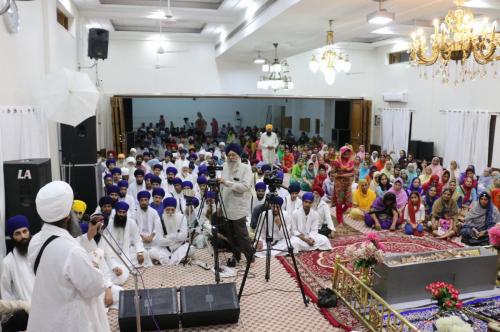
<box><xmin>88</xmin><ymin>28</ymin><xmax>109</xmax><ymax>60</ymax></box>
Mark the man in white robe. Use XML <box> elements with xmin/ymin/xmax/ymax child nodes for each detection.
<box><xmin>128</xmin><ymin>169</ymin><xmax>146</xmax><ymax>206</ymax></box>
<box><xmin>164</xmin><ymin>166</ymin><xmax>178</xmax><ymax>194</ymax></box>
<box><xmin>254</xmin><ymin>197</ymin><xmax>291</xmax><ymax>257</ymax></box>
<box><xmin>118</xmin><ymin>179</ymin><xmax>136</xmax><ymax>210</ymax></box>
<box><xmin>149</xmin><ymin>197</ymin><xmax>189</xmax><ymax>265</ymax></box>
<box><xmin>283</xmin><ymin>183</ymin><xmax>302</xmax><ymax>213</ymax></box>
<box><xmin>169</xmin><ymin>178</ymin><xmax>186</xmax><ymax>213</ymax></box>
<box><xmin>99</xmin><ymin>201</ymin><xmax>145</xmax><ymax>285</ymax></box>
<box><xmin>135</xmin><ymin>191</ymin><xmax>164</xmax><ymax>267</ymax></box>
<box><xmin>312</xmin><ymin>186</ymin><xmax>336</xmax><ymax>238</ymax></box>
<box><xmin>27</xmin><ymin>181</ymin><xmax>110</xmax><ymax>332</ymax></box>
<box><xmin>290</xmin><ymin>192</ymin><xmax>332</xmax><ymax>252</ymax></box>
<box><xmin>259</xmin><ymin>124</ymin><xmax>279</xmax><ymax>165</ymax></box>
<box><xmin>174</xmin><ymin>149</ymin><xmax>188</xmax><ymax>170</ymax></box>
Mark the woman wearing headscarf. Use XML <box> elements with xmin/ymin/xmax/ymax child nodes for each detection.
<box><xmin>388</xmin><ymin>178</ymin><xmax>408</xmax><ymax>216</ymax></box>
<box><xmin>370</xmin><ymin>151</ymin><xmax>379</xmax><ymax>164</ymax></box>
<box><xmin>359</xmin><ymin>154</ymin><xmax>372</xmax><ymax>181</ymax></box>
<box><xmin>478</xmin><ymin>168</ymin><xmax>493</xmax><ymax>193</ymax></box>
<box><xmin>376</xmin><ymin>173</ymin><xmax>392</xmax><ymax>199</ymax></box>
<box><xmin>381</xmin><ymin>160</ymin><xmax>395</xmax><ymax>183</ymax></box>
<box><xmin>403</xmin><ymin>191</ymin><xmax>425</xmax><ymax>236</ymax></box>
<box><xmin>431</xmin><ymin>188</ymin><xmax>459</xmax><ymax>235</ymax></box>
<box><xmin>423</xmin><ymin>185</ymin><xmax>439</xmax><ymax>219</ymax></box>
<box><xmin>449</xmin><ymin>160</ymin><xmax>461</xmax><ymax>183</ymax></box>
<box><xmin>422</xmin><ymin>174</ymin><xmax>443</xmax><ymax>196</ymax></box>
<box><xmin>430</xmin><ymin>157</ymin><xmax>443</xmax><ymax>178</ymax></box>
<box><xmin>461</xmin><ymin>192</ymin><xmax>500</xmax><ymax>245</ymax></box>
<box><xmin>488</xmin><ymin>172</ymin><xmax>500</xmax><ymax>211</ymax></box>
<box><xmin>365</xmin><ymin>192</ymin><xmax>400</xmax><ymax>231</ymax></box>
<box><xmin>458</xmin><ymin>176</ymin><xmax>477</xmax><ymax>209</ymax></box>
<box><xmin>406</xmin><ymin>163</ymin><xmax>418</xmax><ymax>183</ymax></box>
<box><xmin>460</xmin><ymin>166</ymin><xmax>477</xmax><ymax>187</ymax></box>
<box><xmin>406</xmin><ymin>154</ymin><xmax>417</xmax><ymax>171</ymax></box>
<box><xmin>419</xmin><ymin>166</ymin><xmax>433</xmax><ymax>185</ymax></box>
<box><xmin>407</xmin><ymin>177</ymin><xmax>423</xmax><ymax>196</ymax></box>
<box><xmin>441</xmin><ymin>170</ymin><xmax>451</xmax><ymax>189</ymax></box>
<box><xmin>398</xmin><ymin>150</ymin><xmax>407</xmax><ymax>169</ymax></box>
<box><xmin>290</xmin><ymin>158</ymin><xmax>304</xmax><ymax>184</ymax></box>
<box><xmin>374</xmin><ymin>154</ymin><xmax>386</xmax><ymax>171</ymax></box>
<box><xmin>313</xmin><ymin>164</ymin><xmax>328</xmax><ymax>188</ymax></box>
<box><xmin>400</xmin><ymin>169</ymin><xmax>410</xmax><ymax>189</ymax></box>
<box><xmin>356</xmin><ymin>145</ymin><xmax>366</xmax><ymax>160</ymax></box>
<box><xmin>332</xmin><ymin>146</ymin><xmax>355</xmax><ymax>224</ymax></box>
<box><xmin>370</xmin><ymin>171</ymin><xmax>381</xmax><ymax>193</ymax></box>
<box><xmin>300</xmin><ymin>160</ymin><xmax>316</xmax><ymax>191</ymax></box>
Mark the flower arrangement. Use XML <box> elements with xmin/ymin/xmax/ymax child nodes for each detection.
<box><xmin>435</xmin><ymin>316</ymin><xmax>473</xmax><ymax>332</ymax></box>
<box><xmin>345</xmin><ymin>232</ymin><xmax>385</xmax><ymax>270</ymax></box>
<box><xmin>426</xmin><ymin>282</ymin><xmax>463</xmax><ymax>312</ymax></box>
<box><xmin>488</xmin><ymin>225</ymin><xmax>500</xmax><ymax>249</ymax></box>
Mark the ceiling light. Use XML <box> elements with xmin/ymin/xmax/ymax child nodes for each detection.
<box><xmin>371</xmin><ymin>26</ymin><xmax>395</xmax><ymax>34</ymax></box>
<box><xmin>253</xmin><ymin>51</ymin><xmax>266</xmax><ymax>64</ymax></box>
<box><xmin>367</xmin><ymin>0</ymin><xmax>395</xmax><ymax>25</ymax></box>
<box><xmin>463</xmin><ymin>0</ymin><xmax>490</xmax><ymax>8</ymax></box>
<box><xmin>257</xmin><ymin>43</ymin><xmax>293</xmax><ymax>91</ymax></box>
<box><xmin>148</xmin><ymin>10</ymin><xmax>166</xmax><ymax>20</ymax></box>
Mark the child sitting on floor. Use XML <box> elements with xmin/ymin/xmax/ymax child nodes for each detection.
<box><xmin>432</xmin><ymin>209</ymin><xmax>456</xmax><ymax>240</ymax></box>
<box><xmin>403</xmin><ymin>191</ymin><xmax>425</xmax><ymax>236</ymax></box>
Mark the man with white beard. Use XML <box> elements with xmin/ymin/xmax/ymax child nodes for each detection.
<box><xmin>135</xmin><ymin>191</ymin><xmax>163</xmax><ymax>267</ymax></box>
<box><xmin>149</xmin><ymin>197</ymin><xmax>189</xmax><ymax>265</ymax></box>
<box><xmin>259</xmin><ymin>124</ymin><xmax>279</xmax><ymax>165</ymax></box>
<box><xmin>283</xmin><ymin>182</ymin><xmax>302</xmax><ymax>213</ymax></box>
<box><xmin>254</xmin><ymin>197</ymin><xmax>291</xmax><ymax>257</ymax></box>
<box><xmin>290</xmin><ymin>192</ymin><xmax>332</xmax><ymax>252</ymax></box>
<box><xmin>118</xmin><ymin>180</ymin><xmax>136</xmax><ymax>210</ymax></box>
<box><xmin>312</xmin><ymin>186</ymin><xmax>335</xmax><ymax>239</ymax></box>
<box><xmin>99</xmin><ymin>201</ymin><xmax>145</xmax><ymax>285</ymax></box>
<box><xmin>129</xmin><ymin>169</ymin><xmax>146</xmax><ymax>204</ymax></box>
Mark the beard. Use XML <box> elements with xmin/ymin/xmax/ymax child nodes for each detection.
<box><xmin>266</xmin><ymin>132</ymin><xmax>271</xmax><ymax>136</ymax></box>
<box><xmin>114</xmin><ymin>215</ymin><xmax>127</xmax><ymax>228</ymax></box>
<box><xmin>136</xmin><ymin>179</ymin><xmax>144</xmax><ymax>185</ymax></box>
<box><xmin>119</xmin><ymin>192</ymin><xmax>126</xmax><ymax>198</ymax></box>
<box><xmin>14</xmin><ymin>238</ymin><xmax>30</xmax><ymax>256</ymax></box>
<box><xmin>140</xmin><ymin>204</ymin><xmax>149</xmax><ymax>211</ymax></box>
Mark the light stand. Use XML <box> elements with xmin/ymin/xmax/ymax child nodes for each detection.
<box><xmin>99</xmin><ymin>228</ymin><xmax>142</xmax><ymax>332</ymax></box>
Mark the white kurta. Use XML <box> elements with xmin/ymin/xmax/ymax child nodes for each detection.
<box><xmin>313</xmin><ymin>200</ymin><xmax>336</xmax><ymax>232</ymax></box>
<box><xmin>128</xmin><ymin>181</ymin><xmax>146</xmax><ymax>204</ymax></box>
<box><xmin>193</xmin><ymin>203</ymin><xmax>215</xmax><ymax>249</ymax></box>
<box><xmin>1</xmin><ymin>248</ymin><xmax>35</xmax><ymax>302</ymax></box>
<box><xmin>149</xmin><ymin>212</ymin><xmax>189</xmax><ymax>265</ymax></box>
<box><xmin>135</xmin><ymin>206</ymin><xmax>164</xmax><ymax>266</ymax></box>
<box><xmin>220</xmin><ymin>161</ymin><xmax>253</xmax><ymax>220</ymax></box>
<box><xmin>27</xmin><ymin>223</ymin><xmax>110</xmax><ymax>332</ymax></box>
<box><xmin>259</xmin><ymin>132</ymin><xmax>279</xmax><ymax>165</ymax></box>
<box><xmin>254</xmin><ymin>210</ymin><xmax>291</xmax><ymax>257</ymax></box>
<box><xmin>283</xmin><ymin>197</ymin><xmax>302</xmax><ymax>214</ymax></box>
<box><xmin>119</xmin><ymin>194</ymin><xmax>136</xmax><ymax>211</ymax></box>
<box><xmin>290</xmin><ymin>208</ymin><xmax>332</xmax><ymax>252</ymax></box>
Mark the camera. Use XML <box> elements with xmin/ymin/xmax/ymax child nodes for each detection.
<box><xmin>185</xmin><ymin>196</ymin><xmax>194</xmax><ymax>206</ymax></box>
<box><xmin>207</xmin><ymin>164</ymin><xmax>223</xmax><ymax>179</ymax></box>
<box><xmin>263</xmin><ymin>170</ymin><xmax>283</xmax><ymax>192</ymax></box>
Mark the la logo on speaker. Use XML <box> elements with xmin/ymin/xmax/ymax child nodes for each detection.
<box><xmin>17</xmin><ymin>169</ymin><xmax>32</xmax><ymax>180</ymax></box>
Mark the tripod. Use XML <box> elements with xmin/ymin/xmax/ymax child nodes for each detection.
<box><xmin>183</xmin><ymin>177</ymin><xmax>229</xmax><ymax>284</ymax></box>
<box><xmin>238</xmin><ymin>187</ymin><xmax>309</xmax><ymax>306</ymax></box>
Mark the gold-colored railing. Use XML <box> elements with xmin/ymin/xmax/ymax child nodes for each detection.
<box><xmin>331</xmin><ymin>256</ymin><xmax>419</xmax><ymax>332</ymax></box>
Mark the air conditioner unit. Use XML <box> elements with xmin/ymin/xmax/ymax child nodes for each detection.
<box><xmin>383</xmin><ymin>91</ymin><xmax>408</xmax><ymax>103</ymax></box>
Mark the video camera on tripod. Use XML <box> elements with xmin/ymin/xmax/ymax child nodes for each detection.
<box><xmin>263</xmin><ymin>169</ymin><xmax>284</xmax><ymax>192</ymax></box>
<box><xmin>207</xmin><ymin>164</ymin><xmax>223</xmax><ymax>187</ymax></box>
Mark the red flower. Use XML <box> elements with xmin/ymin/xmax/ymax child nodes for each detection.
<box><xmin>456</xmin><ymin>301</ymin><xmax>463</xmax><ymax>309</ymax></box>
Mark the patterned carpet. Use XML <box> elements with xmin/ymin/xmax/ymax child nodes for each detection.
<box><xmin>278</xmin><ymin>224</ymin><xmax>464</xmax><ymax>331</ymax></box>
<box><xmin>107</xmin><ymin>249</ymin><xmax>341</xmax><ymax>332</ymax></box>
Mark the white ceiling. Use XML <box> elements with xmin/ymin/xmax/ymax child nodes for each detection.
<box><xmin>75</xmin><ymin>0</ymin><xmax>500</xmax><ymax>60</ymax></box>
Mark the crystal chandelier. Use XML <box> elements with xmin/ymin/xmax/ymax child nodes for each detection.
<box><xmin>309</xmin><ymin>20</ymin><xmax>351</xmax><ymax>85</ymax></box>
<box><xmin>257</xmin><ymin>43</ymin><xmax>293</xmax><ymax>91</ymax></box>
<box><xmin>409</xmin><ymin>0</ymin><xmax>499</xmax><ymax>84</ymax></box>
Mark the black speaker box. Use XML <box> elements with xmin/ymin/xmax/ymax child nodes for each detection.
<box><xmin>88</xmin><ymin>28</ymin><xmax>109</xmax><ymax>60</ymax></box>
<box><xmin>418</xmin><ymin>141</ymin><xmax>434</xmax><ymax>161</ymax></box>
<box><xmin>61</xmin><ymin>116</ymin><xmax>97</xmax><ymax>165</ymax></box>
<box><xmin>180</xmin><ymin>283</ymin><xmax>240</xmax><ymax>328</ymax></box>
<box><xmin>63</xmin><ymin>165</ymin><xmax>98</xmax><ymax>215</ymax></box>
<box><xmin>408</xmin><ymin>140</ymin><xmax>420</xmax><ymax>157</ymax></box>
<box><xmin>3</xmin><ymin>158</ymin><xmax>51</xmax><ymax>236</ymax></box>
<box><xmin>119</xmin><ymin>288</ymin><xmax>179</xmax><ymax>332</ymax></box>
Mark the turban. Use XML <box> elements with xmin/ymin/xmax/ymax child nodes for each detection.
<box><xmin>99</xmin><ymin>196</ymin><xmax>113</xmax><ymax>207</ymax></box>
<box><xmin>143</xmin><ymin>151</ymin><xmax>151</xmax><ymax>157</ymax></box>
<box><xmin>182</xmin><ymin>181</ymin><xmax>193</xmax><ymax>189</ymax></box>
<box><xmin>134</xmin><ymin>169</ymin><xmax>145</xmax><ymax>177</ymax></box>
<box><xmin>179</xmin><ymin>148</ymin><xmax>187</xmax><ymax>154</ymax></box>
<box><xmin>150</xmin><ymin>176</ymin><xmax>162</xmax><ymax>185</ymax></box>
<box><xmin>180</xmin><ymin>160</ymin><xmax>190</xmax><ymax>169</ymax></box>
<box><xmin>312</xmin><ymin>185</ymin><xmax>324</xmax><ymax>197</ymax></box>
<box><xmin>206</xmin><ymin>191</ymin><xmax>216</xmax><ymax>199</ymax></box>
<box><xmin>276</xmin><ymin>171</ymin><xmax>284</xmax><ymax>180</ymax></box>
<box><xmin>172</xmin><ymin>178</ymin><xmax>182</xmax><ymax>185</ymax></box>
<box><xmin>106</xmin><ymin>159</ymin><xmax>116</xmax><ymax>167</ymax></box>
<box><xmin>273</xmin><ymin>196</ymin><xmax>284</xmax><ymax>206</ymax></box>
<box><xmin>197</xmin><ymin>176</ymin><xmax>208</xmax><ymax>185</ymax></box>
<box><xmin>126</xmin><ymin>157</ymin><xmax>135</xmax><ymax>164</ymax></box>
<box><xmin>219</xmin><ymin>142</ymin><xmax>226</xmax><ymax>147</ymax></box>
<box><xmin>191</xmin><ymin>197</ymin><xmax>200</xmax><ymax>207</ymax></box>
<box><xmin>153</xmin><ymin>164</ymin><xmax>163</xmax><ymax>171</ymax></box>
<box><xmin>111</xmin><ymin>168</ymin><xmax>122</xmax><ymax>175</ymax></box>
<box><xmin>121</xmin><ymin>168</ymin><xmax>129</xmax><ymax>176</ymax></box>
<box><xmin>358</xmin><ymin>179</ymin><xmax>367</xmax><ymax>185</ymax></box>
<box><xmin>115</xmin><ymin>201</ymin><xmax>129</xmax><ymax>212</ymax></box>
<box><xmin>205</xmin><ymin>152</ymin><xmax>212</xmax><ymax>158</ymax></box>
<box><xmin>288</xmin><ymin>182</ymin><xmax>301</xmax><ymax>193</ymax></box>
<box><xmin>255</xmin><ymin>182</ymin><xmax>267</xmax><ymax>191</ymax></box>
<box><xmin>36</xmin><ymin>181</ymin><xmax>74</xmax><ymax>223</ymax></box>
<box><xmin>80</xmin><ymin>223</ymin><xmax>88</xmax><ymax>234</ymax></box>
<box><xmin>147</xmin><ymin>159</ymin><xmax>160</xmax><ymax>168</ymax></box>
<box><xmin>117</xmin><ymin>153</ymin><xmax>125</xmax><ymax>159</ymax></box>
<box><xmin>189</xmin><ymin>154</ymin><xmax>197</xmax><ymax>160</ymax></box>
<box><xmin>6</xmin><ymin>215</ymin><xmax>29</xmax><ymax>237</ymax></box>
<box><xmin>265</xmin><ymin>124</ymin><xmax>273</xmax><ymax>130</ymax></box>
<box><xmin>130</xmin><ymin>148</ymin><xmax>137</xmax><ymax>154</ymax></box>
<box><xmin>144</xmin><ymin>173</ymin><xmax>154</xmax><ymax>181</ymax></box>
<box><xmin>256</xmin><ymin>162</ymin><xmax>265</xmax><ymax>169</ymax></box>
<box><xmin>189</xmin><ymin>162</ymin><xmax>195</xmax><ymax>170</ymax></box>
<box><xmin>166</xmin><ymin>167</ymin><xmax>178</xmax><ymax>175</ymax></box>
<box><xmin>261</xmin><ymin>164</ymin><xmax>271</xmax><ymax>172</ymax></box>
<box><xmin>198</xmin><ymin>165</ymin><xmax>208</xmax><ymax>175</ymax></box>
<box><xmin>72</xmin><ymin>200</ymin><xmax>87</xmax><ymax>214</ymax></box>
<box><xmin>152</xmin><ymin>188</ymin><xmax>165</xmax><ymax>198</ymax></box>
<box><xmin>165</xmin><ymin>151</ymin><xmax>172</xmax><ymax>157</ymax></box>
<box><xmin>302</xmin><ymin>192</ymin><xmax>314</xmax><ymax>202</ymax></box>
<box><xmin>108</xmin><ymin>185</ymin><xmax>120</xmax><ymax>194</ymax></box>
<box><xmin>225</xmin><ymin>143</ymin><xmax>242</xmax><ymax>156</ymax></box>
<box><xmin>163</xmin><ymin>197</ymin><xmax>177</xmax><ymax>209</ymax></box>
<box><xmin>118</xmin><ymin>180</ymin><xmax>129</xmax><ymax>188</ymax></box>
<box><xmin>137</xmin><ymin>190</ymin><xmax>151</xmax><ymax>200</ymax></box>
<box><xmin>103</xmin><ymin>173</ymin><xmax>112</xmax><ymax>180</ymax></box>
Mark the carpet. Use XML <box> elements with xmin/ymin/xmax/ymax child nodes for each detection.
<box><xmin>278</xmin><ymin>228</ymin><xmax>464</xmax><ymax>331</ymax></box>
<box><xmin>399</xmin><ymin>296</ymin><xmax>500</xmax><ymax>331</ymax></box>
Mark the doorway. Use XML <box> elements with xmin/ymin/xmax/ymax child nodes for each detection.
<box><xmin>332</xmin><ymin>100</ymin><xmax>372</xmax><ymax>151</ymax></box>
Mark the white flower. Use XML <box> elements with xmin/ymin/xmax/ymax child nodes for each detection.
<box><xmin>435</xmin><ymin>316</ymin><xmax>473</xmax><ymax>332</ymax></box>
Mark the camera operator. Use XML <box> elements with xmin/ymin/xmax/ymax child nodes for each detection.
<box><xmin>218</xmin><ymin>143</ymin><xmax>254</xmax><ymax>265</ymax></box>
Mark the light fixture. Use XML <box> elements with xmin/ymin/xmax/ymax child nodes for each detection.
<box><xmin>367</xmin><ymin>0</ymin><xmax>395</xmax><ymax>25</ymax></box>
<box><xmin>148</xmin><ymin>0</ymin><xmax>176</xmax><ymax>21</ymax></box>
<box><xmin>253</xmin><ymin>51</ymin><xmax>266</xmax><ymax>64</ymax></box>
<box><xmin>309</xmin><ymin>20</ymin><xmax>351</xmax><ymax>85</ymax></box>
<box><xmin>409</xmin><ymin>0</ymin><xmax>499</xmax><ymax>84</ymax></box>
<box><xmin>257</xmin><ymin>43</ymin><xmax>293</xmax><ymax>91</ymax></box>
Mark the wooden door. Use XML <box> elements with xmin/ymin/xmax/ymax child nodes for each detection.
<box><xmin>110</xmin><ymin>96</ymin><xmax>127</xmax><ymax>154</ymax></box>
<box><xmin>350</xmin><ymin>101</ymin><xmax>363</xmax><ymax>151</ymax></box>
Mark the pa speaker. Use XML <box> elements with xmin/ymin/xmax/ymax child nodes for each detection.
<box><xmin>61</xmin><ymin>116</ymin><xmax>97</xmax><ymax>164</ymax></box>
<box><xmin>418</xmin><ymin>141</ymin><xmax>434</xmax><ymax>161</ymax></box>
<box><xmin>408</xmin><ymin>140</ymin><xmax>420</xmax><ymax>157</ymax></box>
<box><xmin>3</xmin><ymin>158</ymin><xmax>51</xmax><ymax>236</ymax></box>
<box><xmin>180</xmin><ymin>283</ymin><xmax>240</xmax><ymax>328</ymax></box>
<box><xmin>88</xmin><ymin>28</ymin><xmax>109</xmax><ymax>60</ymax></box>
<box><xmin>118</xmin><ymin>288</ymin><xmax>179</xmax><ymax>332</ymax></box>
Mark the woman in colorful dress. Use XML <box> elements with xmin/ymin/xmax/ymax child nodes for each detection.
<box><xmin>331</xmin><ymin>146</ymin><xmax>355</xmax><ymax>224</ymax></box>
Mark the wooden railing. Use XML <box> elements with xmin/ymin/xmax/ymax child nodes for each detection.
<box><xmin>331</xmin><ymin>256</ymin><xmax>419</xmax><ymax>332</ymax></box>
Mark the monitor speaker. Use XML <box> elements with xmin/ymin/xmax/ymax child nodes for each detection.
<box><xmin>3</xmin><ymin>158</ymin><xmax>51</xmax><ymax>237</ymax></box>
<box><xmin>180</xmin><ymin>283</ymin><xmax>240</xmax><ymax>328</ymax></box>
<box><xmin>418</xmin><ymin>141</ymin><xmax>434</xmax><ymax>161</ymax></box>
<box><xmin>118</xmin><ymin>288</ymin><xmax>179</xmax><ymax>332</ymax></box>
<box><xmin>88</xmin><ymin>28</ymin><xmax>109</xmax><ymax>60</ymax></box>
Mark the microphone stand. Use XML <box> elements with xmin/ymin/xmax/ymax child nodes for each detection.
<box><xmin>99</xmin><ymin>228</ymin><xmax>142</xmax><ymax>332</ymax></box>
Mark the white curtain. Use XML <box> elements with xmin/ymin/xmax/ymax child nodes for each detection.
<box><xmin>0</xmin><ymin>106</ymin><xmax>50</xmax><ymax>257</ymax></box>
<box><xmin>381</xmin><ymin>108</ymin><xmax>412</xmax><ymax>154</ymax></box>
<box><xmin>442</xmin><ymin>110</ymin><xmax>490</xmax><ymax>172</ymax></box>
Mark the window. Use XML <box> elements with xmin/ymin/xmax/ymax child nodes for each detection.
<box><xmin>388</xmin><ymin>50</ymin><xmax>410</xmax><ymax>64</ymax></box>
<box><xmin>57</xmin><ymin>8</ymin><xmax>69</xmax><ymax>30</ymax></box>
<box><xmin>315</xmin><ymin>118</ymin><xmax>320</xmax><ymax>134</ymax></box>
<box><xmin>299</xmin><ymin>118</ymin><xmax>310</xmax><ymax>132</ymax></box>
<box><xmin>283</xmin><ymin>116</ymin><xmax>292</xmax><ymax>129</ymax></box>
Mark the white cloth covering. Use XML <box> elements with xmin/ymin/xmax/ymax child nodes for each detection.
<box><xmin>289</xmin><ymin>208</ymin><xmax>332</xmax><ymax>252</ymax></box>
<box><xmin>27</xmin><ymin>223</ymin><xmax>110</xmax><ymax>332</ymax></box>
<box><xmin>1</xmin><ymin>248</ymin><xmax>35</xmax><ymax>302</ymax></box>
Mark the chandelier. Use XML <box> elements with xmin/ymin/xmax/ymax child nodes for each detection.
<box><xmin>409</xmin><ymin>0</ymin><xmax>499</xmax><ymax>84</ymax></box>
<box><xmin>309</xmin><ymin>20</ymin><xmax>351</xmax><ymax>85</ymax></box>
<box><xmin>257</xmin><ymin>43</ymin><xmax>293</xmax><ymax>91</ymax></box>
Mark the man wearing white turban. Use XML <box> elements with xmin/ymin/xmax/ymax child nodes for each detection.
<box><xmin>27</xmin><ymin>181</ymin><xmax>110</xmax><ymax>332</ymax></box>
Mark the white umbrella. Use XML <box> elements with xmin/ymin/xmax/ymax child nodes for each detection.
<box><xmin>34</xmin><ymin>68</ymin><xmax>99</xmax><ymax>127</ymax></box>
